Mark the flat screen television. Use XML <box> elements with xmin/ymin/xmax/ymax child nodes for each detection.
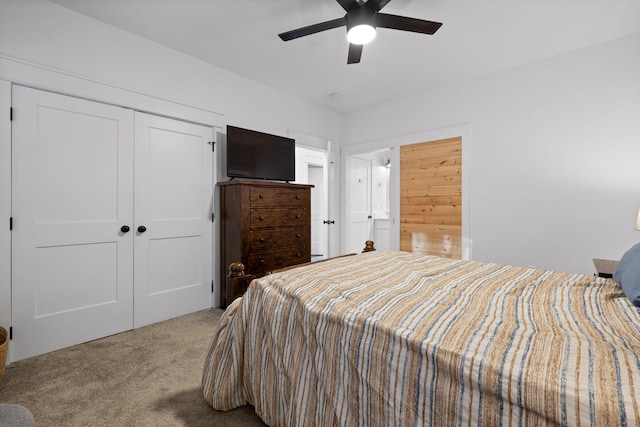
<box><xmin>226</xmin><ymin>125</ymin><xmax>296</xmax><ymax>182</ymax></box>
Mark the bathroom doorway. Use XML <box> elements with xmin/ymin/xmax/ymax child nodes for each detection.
<box><xmin>347</xmin><ymin>149</ymin><xmax>391</xmax><ymax>252</ymax></box>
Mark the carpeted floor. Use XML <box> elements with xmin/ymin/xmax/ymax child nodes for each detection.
<box><xmin>0</xmin><ymin>308</ymin><xmax>267</xmax><ymax>426</ymax></box>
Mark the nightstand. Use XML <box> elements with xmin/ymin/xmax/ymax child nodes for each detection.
<box><xmin>592</xmin><ymin>258</ymin><xmax>618</xmax><ymax>279</ymax></box>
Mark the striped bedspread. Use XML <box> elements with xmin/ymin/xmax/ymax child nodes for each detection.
<box><xmin>202</xmin><ymin>251</ymin><xmax>640</xmax><ymax>426</ymax></box>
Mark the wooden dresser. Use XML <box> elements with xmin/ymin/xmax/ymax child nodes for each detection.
<box><xmin>218</xmin><ymin>179</ymin><xmax>313</xmax><ymax>307</ymax></box>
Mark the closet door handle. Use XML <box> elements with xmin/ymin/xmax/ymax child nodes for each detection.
<box><xmin>120</xmin><ymin>225</ymin><xmax>130</xmax><ymax>233</ymax></box>
<box><xmin>137</xmin><ymin>225</ymin><xmax>147</xmax><ymax>233</ymax></box>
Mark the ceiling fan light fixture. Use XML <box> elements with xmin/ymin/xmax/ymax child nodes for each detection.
<box><xmin>347</xmin><ymin>24</ymin><xmax>376</xmax><ymax>45</ymax></box>
<box><xmin>278</xmin><ymin>0</ymin><xmax>444</xmax><ymax>64</ymax></box>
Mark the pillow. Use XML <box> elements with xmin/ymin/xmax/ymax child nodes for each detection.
<box><xmin>613</xmin><ymin>242</ymin><xmax>640</xmax><ymax>307</ymax></box>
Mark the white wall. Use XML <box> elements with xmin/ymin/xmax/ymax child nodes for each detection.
<box><xmin>0</xmin><ymin>0</ymin><xmax>343</xmax><ymax>321</ymax></box>
<box><xmin>0</xmin><ymin>0</ymin><xmax>342</xmax><ymax>140</ymax></box>
<box><xmin>343</xmin><ymin>33</ymin><xmax>640</xmax><ymax>275</ymax></box>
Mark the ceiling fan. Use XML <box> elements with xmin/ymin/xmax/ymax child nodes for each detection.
<box><xmin>278</xmin><ymin>0</ymin><xmax>442</xmax><ymax>64</ymax></box>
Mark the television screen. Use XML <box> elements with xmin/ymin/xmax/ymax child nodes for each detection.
<box><xmin>226</xmin><ymin>125</ymin><xmax>295</xmax><ymax>182</ymax></box>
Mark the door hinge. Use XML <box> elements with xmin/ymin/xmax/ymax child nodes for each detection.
<box><xmin>9</xmin><ymin>107</ymin><xmax>13</xmax><ymax>121</ymax></box>
<box><xmin>211</xmin><ymin>280</ymin><xmax>214</xmax><ymax>293</ymax></box>
<box><xmin>211</xmin><ymin>213</ymin><xmax>215</xmax><ymax>222</ymax></box>
<box><xmin>9</xmin><ymin>217</ymin><xmax>12</xmax><ymax>230</ymax></box>
<box><xmin>9</xmin><ymin>326</ymin><xmax>12</xmax><ymax>340</ymax></box>
<box><xmin>208</xmin><ymin>141</ymin><xmax>215</xmax><ymax>152</ymax></box>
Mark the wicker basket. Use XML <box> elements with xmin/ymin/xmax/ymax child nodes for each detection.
<box><xmin>0</xmin><ymin>326</ymin><xmax>7</xmax><ymax>380</ymax></box>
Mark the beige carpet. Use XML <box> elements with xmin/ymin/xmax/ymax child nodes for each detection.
<box><xmin>0</xmin><ymin>309</ymin><xmax>267</xmax><ymax>426</ymax></box>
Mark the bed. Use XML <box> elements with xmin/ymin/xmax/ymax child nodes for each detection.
<box><xmin>202</xmin><ymin>248</ymin><xmax>640</xmax><ymax>426</ymax></box>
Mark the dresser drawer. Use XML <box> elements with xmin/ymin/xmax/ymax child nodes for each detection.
<box><xmin>250</xmin><ymin>208</ymin><xmax>308</xmax><ymax>229</ymax></box>
<box><xmin>250</xmin><ymin>227</ymin><xmax>307</xmax><ymax>251</ymax></box>
<box><xmin>249</xmin><ymin>245</ymin><xmax>310</xmax><ymax>274</ymax></box>
<box><xmin>250</xmin><ymin>186</ymin><xmax>309</xmax><ymax>208</ymax></box>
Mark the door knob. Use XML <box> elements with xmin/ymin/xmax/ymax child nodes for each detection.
<box><xmin>120</xmin><ymin>225</ymin><xmax>130</xmax><ymax>233</ymax></box>
<box><xmin>137</xmin><ymin>225</ymin><xmax>147</xmax><ymax>233</ymax></box>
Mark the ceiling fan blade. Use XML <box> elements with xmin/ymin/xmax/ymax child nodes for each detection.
<box><xmin>336</xmin><ymin>0</ymin><xmax>360</xmax><ymax>12</ymax></box>
<box><xmin>376</xmin><ymin>13</ymin><xmax>442</xmax><ymax>35</ymax></box>
<box><xmin>279</xmin><ymin>17</ymin><xmax>346</xmax><ymax>41</ymax></box>
<box><xmin>366</xmin><ymin>0</ymin><xmax>392</xmax><ymax>11</ymax></box>
<box><xmin>347</xmin><ymin>43</ymin><xmax>363</xmax><ymax>64</ymax></box>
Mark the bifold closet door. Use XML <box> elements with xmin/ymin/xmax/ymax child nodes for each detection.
<box><xmin>133</xmin><ymin>112</ymin><xmax>212</xmax><ymax>328</ymax></box>
<box><xmin>12</xmin><ymin>86</ymin><xmax>135</xmax><ymax>361</ymax></box>
<box><xmin>12</xmin><ymin>88</ymin><xmax>213</xmax><ymax>360</ymax></box>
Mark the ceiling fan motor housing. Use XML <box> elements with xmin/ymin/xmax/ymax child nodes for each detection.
<box><xmin>346</xmin><ymin>6</ymin><xmax>377</xmax><ymax>33</ymax></box>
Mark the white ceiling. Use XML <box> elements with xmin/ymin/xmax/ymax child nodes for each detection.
<box><xmin>48</xmin><ymin>0</ymin><xmax>640</xmax><ymax>113</ymax></box>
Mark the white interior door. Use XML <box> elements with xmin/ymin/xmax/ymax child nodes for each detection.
<box><xmin>308</xmin><ymin>164</ymin><xmax>327</xmax><ymax>259</ymax></box>
<box><xmin>12</xmin><ymin>86</ymin><xmax>135</xmax><ymax>361</ymax></box>
<box><xmin>133</xmin><ymin>112</ymin><xmax>212</xmax><ymax>328</ymax></box>
<box><xmin>295</xmin><ymin>147</ymin><xmax>329</xmax><ymax>261</ymax></box>
<box><xmin>348</xmin><ymin>157</ymin><xmax>372</xmax><ymax>253</ymax></box>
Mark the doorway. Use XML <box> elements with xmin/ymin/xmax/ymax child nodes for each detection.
<box><xmin>341</xmin><ymin>125</ymin><xmax>471</xmax><ymax>260</ymax></box>
<box><xmin>346</xmin><ymin>150</ymin><xmax>392</xmax><ymax>252</ymax></box>
<box><xmin>295</xmin><ymin>146</ymin><xmax>329</xmax><ymax>261</ymax></box>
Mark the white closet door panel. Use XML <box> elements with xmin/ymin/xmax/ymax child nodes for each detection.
<box><xmin>147</xmin><ymin>127</ymin><xmax>203</xmax><ymax>220</ymax></box>
<box><xmin>35</xmin><ymin>106</ymin><xmax>119</xmax><ymax>223</ymax></box>
<box><xmin>147</xmin><ymin>236</ymin><xmax>201</xmax><ymax>295</ymax></box>
<box><xmin>35</xmin><ymin>242</ymin><xmax>118</xmax><ymax>317</ymax></box>
<box><xmin>134</xmin><ymin>112</ymin><xmax>212</xmax><ymax>328</ymax></box>
<box><xmin>12</xmin><ymin>86</ymin><xmax>134</xmax><ymax>361</ymax></box>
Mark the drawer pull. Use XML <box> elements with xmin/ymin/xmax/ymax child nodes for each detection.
<box><xmin>295</xmin><ymin>214</ymin><xmax>300</xmax><ymax>219</ymax></box>
<box><xmin>260</xmin><ymin>237</ymin><xmax>266</xmax><ymax>243</ymax></box>
<box><xmin>259</xmin><ymin>194</ymin><xmax>264</xmax><ymax>199</ymax></box>
<box><xmin>260</xmin><ymin>259</ymin><xmax>265</xmax><ymax>264</ymax></box>
<box><xmin>296</xmin><ymin>233</ymin><xmax>301</xmax><ymax>238</ymax></box>
<box><xmin>259</xmin><ymin>216</ymin><xmax>265</xmax><ymax>221</ymax></box>
<box><xmin>296</xmin><ymin>253</ymin><xmax>301</xmax><ymax>257</ymax></box>
<box><xmin>295</xmin><ymin>195</ymin><xmax>300</xmax><ymax>200</ymax></box>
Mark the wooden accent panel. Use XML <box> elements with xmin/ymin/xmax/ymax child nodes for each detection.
<box><xmin>400</xmin><ymin>137</ymin><xmax>462</xmax><ymax>258</ymax></box>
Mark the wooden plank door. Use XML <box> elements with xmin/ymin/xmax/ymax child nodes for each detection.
<box><xmin>400</xmin><ymin>137</ymin><xmax>462</xmax><ymax>258</ymax></box>
<box><xmin>11</xmin><ymin>86</ymin><xmax>135</xmax><ymax>361</ymax></box>
<box><xmin>133</xmin><ymin>112</ymin><xmax>212</xmax><ymax>328</ymax></box>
